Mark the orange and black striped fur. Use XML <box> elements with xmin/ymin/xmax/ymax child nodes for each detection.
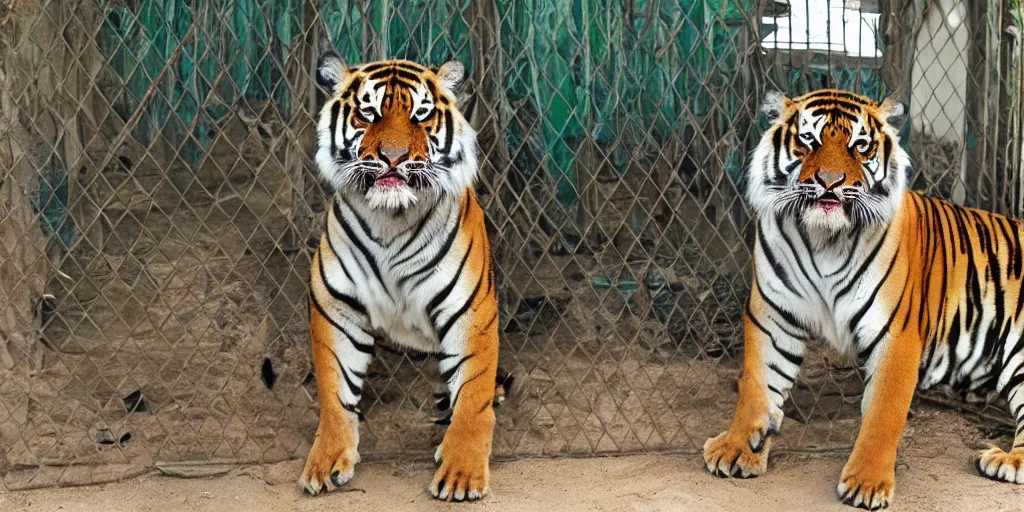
<box><xmin>704</xmin><ymin>89</ymin><xmax>1024</xmax><ymax>509</ymax></box>
<box><xmin>299</xmin><ymin>54</ymin><xmax>500</xmax><ymax>502</ymax></box>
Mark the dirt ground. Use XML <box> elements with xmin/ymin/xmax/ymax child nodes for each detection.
<box><xmin>5</xmin><ymin>447</ymin><xmax>1024</xmax><ymax>512</ymax></box>
<box><xmin>5</xmin><ymin>401</ymin><xmax>1024</xmax><ymax>511</ymax></box>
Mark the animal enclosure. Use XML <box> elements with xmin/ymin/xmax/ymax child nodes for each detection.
<box><xmin>1</xmin><ymin>0</ymin><xmax>1022</xmax><ymax>490</ymax></box>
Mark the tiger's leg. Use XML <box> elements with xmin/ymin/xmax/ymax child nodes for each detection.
<box><xmin>703</xmin><ymin>283</ymin><xmax>806</xmax><ymax>478</ymax></box>
<box><xmin>299</xmin><ymin>273</ymin><xmax>376</xmax><ymax>494</ymax></box>
<box><xmin>976</xmin><ymin>350</ymin><xmax>1024</xmax><ymax>484</ymax></box>
<box><xmin>838</xmin><ymin>330</ymin><xmax>921</xmax><ymax>510</ymax></box>
<box><xmin>428</xmin><ymin>263</ymin><xmax>499</xmax><ymax>500</ymax></box>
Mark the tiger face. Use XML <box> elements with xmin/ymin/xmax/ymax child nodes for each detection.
<box><xmin>314</xmin><ymin>54</ymin><xmax>478</xmax><ymax>212</ymax></box>
<box><xmin>746</xmin><ymin>89</ymin><xmax>911</xmax><ymax>233</ymax></box>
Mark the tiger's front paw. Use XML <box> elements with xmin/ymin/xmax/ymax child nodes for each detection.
<box><xmin>702</xmin><ymin>409</ymin><xmax>780</xmax><ymax>479</ymax></box>
<box><xmin>702</xmin><ymin>427</ymin><xmax>773</xmax><ymax>478</ymax></box>
<box><xmin>298</xmin><ymin>431</ymin><xmax>360</xmax><ymax>495</ymax></box>
<box><xmin>976</xmin><ymin>446</ymin><xmax>1024</xmax><ymax>484</ymax></box>
<box><xmin>837</xmin><ymin>460</ymin><xmax>894</xmax><ymax>510</ymax></box>
<box><xmin>429</xmin><ymin>428</ymin><xmax>491</xmax><ymax>502</ymax></box>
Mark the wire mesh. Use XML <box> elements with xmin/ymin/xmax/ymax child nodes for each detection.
<box><xmin>1</xmin><ymin>0</ymin><xmax>1022</xmax><ymax>491</ymax></box>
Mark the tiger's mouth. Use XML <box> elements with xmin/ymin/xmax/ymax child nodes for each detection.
<box><xmin>374</xmin><ymin>171</ymin><xmax>407</xmax><ymax>188</ymax></box>
<box><xmin>814</xmin><ymin>191</ymin><xmax>846</xmax><ymax>213</ymax></box>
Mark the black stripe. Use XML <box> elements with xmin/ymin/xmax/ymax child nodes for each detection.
<box><xmin>340</xmin><ymin>365</ymin><xmax>362</xmax><ymax>397</ymax></box>
<box><xmin>310</xmin><ymin>291</ymin><xmax>375</xmax><ymax>355</ymax></box>
<box><xmin>768</xmin><ymin>362</ymin><xmax>795</xmax><ymax>384</ymax></box>
<box><xmin>835</xmin><ymin>225</ymin><xmax>890</xmax><ymax>299</ymax></box>
<box><xmin>447</xmin><ymin>368</ymin><xmax>487</xmax><ymax>412</ymax></box>
<box><xmin>426</xmin><ymin>80</ymin><xmax>440</xmax><ymax>103</ymax></box>
<box><xmin>935</xmin><ymin>202</ymin><xmax>956</xmax><ymax>338</ymax></box>
<box><xmin>778</xmin><ymin>217</ymin><xmax>824</xmax><ymax>301</ymax></box>
<box><xmin>920</xmin><ymin>336</ymin><xmax>938</xmax><ymax>382</ymax></box>
<box><xmin>437</xmin><ymin>273</ymin><xmax>484</xmax><ymax>345</ymax></box>
<box><xmin>366</xmin><ymin>67</ymin><xmax>398</xmax><ymax>81</ymax></box>
<box><xmin>799</xmin><ymin>90</ymin><xmax>872</xmax><ymax>105</ymax></box>
<box><xmin>757</xmin><ymin>224</ymin><xmax>800</xmax><ymax>297</ymax></box>
<box><xmin>442</xmin><ymin>110</ymin><xmax>454</xmax><ymax>154</ymax></box>
<box><xmin>427</xmin><ymin>239</ymin><xmax>474</xmax><ymax>319</ymax></box>
<box><xmin>440</xmin><ymin>354</ymin><xmax>474</xmax><ymax>383</ymax></box>
<box><xmin>341</xmin><ymin>104</ymin><xmax>355</xmax><ymax>144</ymax></box>
<box><xmin>324</xmin><ymin>229</ymin><xmax>355</xmax><ymax>283</ymax></box>
<box><xmin>359</xmin><ymin>61</ymin><xmax>427</xmax><ymax>74</ymax></box>
<box><xmin>994</xmin><ymin>216</ymin><xmax>1020</xmax><ymax>280</ymax></box>
<box><xmin>1003</xmin><ymin>372</ymin><xmax>1024</xmax><ymax>399</ymax></box>
<box><xmin>783</xmin><ymin>160</ymin><xmax>800</xmax><ymax>174</ymax></box>
<box><xmin>329</xmin><ymin>102</ymin><xmax>341</xmax><ymax>156</ymax></box>
<box><xmin>746</xmin><ymin>304</ymin><xmax>804</xmax><ymax>367</ymax></box>
<box><xmin>826</xmin><ymin>229</ymin><xmax>861</xmax><ymax>278</ymax></box>
<box><xmin>857</xmin><ymin>284</ymin><xmax>908</xmax><ymax>362</ymax></box>
<box><xmin>962</xmin><ymin>216</ymin><xmax>981</xmax><ymax>330</ymax></box>
<box><xmin>323</xmin><ymin>343</ymin><xmax>363</xmax><ymax>409</ymax></box>
<box><xmin>921</xmin><ymin>197</ymin><xmax>942</xmax><ymax>329</ymax></box>
<box><xmin>795</xmin><ymin>222</ymin><xmax>822</xmax><ymax>277</ymax></box>
<box><xmin>397</xmin><ymin>199</ymin><xmax>468</xmax><ymax>287</ymax></box>
<box><xmin>805</xmin><ymin>98</ymin><xmax>864</xmax><ymax>112</ymax></box>
<box><xmin>345</xmin><ymin>196</ymin><xmax>383</xmax><ymax>245</ymax></box>
<box><xmin>478</xmin><ymin>397</ymin><xmax>494</xmax><ymax>414</ymax></box>
<box><xmin>951</xmin><ymin>202</ymin><xmax>970</xmax><ymax>254</ymax></box>
<box><xmin>749</xmin><ymin>301</ymin><xmax>802</xmax><ymax>366</ymax></box>
<box><xmin>393</xmin><ymin>69</ymin><xmax>423</xmax><ymax>84</ymax></box>
<box><xmin>325</xmin><ymin>202</ymin><xmax>358</xmax><ymax>282</ymax></box>
<box><xmin>881</xmin><ymin>137</ymin><xmax>892</xmax><ymax>181</ymax></box>
<box><xmin>771</xmin><ymin>128</ymin><xmax>783</xmax><ymax>180</ymax></box>
<box><xmin>755</xmin><ymin>274</ymin><xmax>809</xmax><ymax>334</ymax></box>
<box><xmin>847</xmin><ymin>246</ymin><xmax>900</xmax><ymax>332</ymax></box>
<box><xmin>831</xmin><ymin>109</ymin><xmax>859</xmax><ymax>124</ymax></box>
<box><xmin>942</xmin><ymin>310</ymin><xmax>962</xmax><ymax>384</ymax></box>
<box><xmin>1004</xmin><ymin>336</ymin><xmax>1024</xmax><ymax>377</ymax></box>
<box><xmin>919</xmin><ymin>205</ymin><xmax>944</xmax><ymax>358</ymax></box>
<box><xmin>1009</xmin><ymin>218</ymin><xmax>1023</xmax><ymax>279</ymax></box>
<box><xmin>392</xmin><ymin>203</ymin><xmax>437</xmax><ymax>265</ymax></box>
<box><xmin>481</xmin><ymin>310</ymin><xmax>498</xmax><ymax>333</ymax></box>
<box><xmin>341</xmin><ymin>402</ymin><xmax>364</xmax><ymax>419</ymax></box>
<box><xmin>318</xmin><ymin>250</ymin><xmax>368</xmax><ymax>316</ymax></box>
<box><xmin>984</xmin><ymin>233</ymin><xmax>1006</xmax><ymax>364</ymax></box>
<box><xmin>344</xmin><ymin>76</ymin><xmax>363</xmax><ymax>99</ymax></box>
<box><xmin>333</xmin><ymin>200</ymin><xmax>389</xmax><ymax>295</ymax></box>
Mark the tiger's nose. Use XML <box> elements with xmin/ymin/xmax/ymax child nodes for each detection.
<box><xmin>379</xmin><ymin>145</ymin><xmax>409</xmax><ymax>164</ymax></box>
<box><xmin>815</xmin><ymin>169</ymin><xmax>846</xmax><ymax>190</ymax></box>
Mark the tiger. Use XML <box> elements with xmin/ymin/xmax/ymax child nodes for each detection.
<box><xmin>298</xmin><ymin>53</ymin><xmax>500</xmax><ymax>502</ymax></box>
<box><xmin>703</xmin><ymin>88</ymin><xmax>1024</xmax><ymax>509</ymax></box>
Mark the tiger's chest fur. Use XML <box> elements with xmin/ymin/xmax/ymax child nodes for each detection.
<box><xmin>754</xmin><ymin>215</ymin><xmax>896</xmax><ymax>359</ymax></box>
<box><xmin>756</xmin><ymin>193</ymin><xmax>1024</xmax><ymax>397</ymax></box>
<box><xmin>316</xmin><ymin>193</ymin><xmax>477</xmax><ymax>354</ymax></box>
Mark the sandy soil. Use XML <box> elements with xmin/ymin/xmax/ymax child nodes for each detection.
<box><xmin>5</xmin><ymin>446</ymin><xmax>1024</xmax><ymax>512</ymax></box>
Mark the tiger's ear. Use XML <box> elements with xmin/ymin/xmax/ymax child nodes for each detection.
<box><xmin>879</xmin><ymin>97</ymin><xmax>906</xmax><ymax>129</ymax></box>
<box><xmin>761</xmin><ymin>91</ymin><xmax>789</xmax><ymax>123</ymax></box>
<box><xmin>436</xmin><ymin>60</ymin><xmax>466</xmax><ymax>91</ymax></box>
<box><xmin>316</xmin><ymin>51</ymin><xmax>346</xmax><ymax>92</ymax></box>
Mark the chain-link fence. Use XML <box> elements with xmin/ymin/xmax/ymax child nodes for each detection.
<box><xmin>1</xmin><ymin>0</ymin><xmax>1022</xmax><ymax>491</ymax></box>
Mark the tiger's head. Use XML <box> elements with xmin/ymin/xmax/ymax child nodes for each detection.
<box><xmin>314</xmin><ymin>54</ymin><xmax>478</xmax><ymax>212</ymax></box>
<box><xmin>746</xmin><ymin>89</ymin><xmax>911</xmax><ymax>233</ymax></box>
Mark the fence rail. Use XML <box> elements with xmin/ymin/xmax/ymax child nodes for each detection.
<box><xmin>1</xmin><ymin>0</ymin><xmax>1022</xmax><ymax>490</ymax></box>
